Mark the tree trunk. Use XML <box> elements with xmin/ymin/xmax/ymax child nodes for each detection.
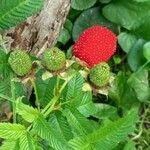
<box><xmin>4</xmin><ymin>0</ymin><xmax>70</xmax><ymax>57</ymax></box>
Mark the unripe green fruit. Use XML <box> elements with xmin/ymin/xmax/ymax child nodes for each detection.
<box><xmin>42</xmin><ymin>47</ymin><xmax>66</xmax><ymax>71</ymax></box>
<box><xmin>89</xmin><ymin>62</ymin><xmax>110</xmax><ymax>87</ymax></box>
<box><xmin>8</xmin><ymin>50</ymin><xmax>32</xmax><ymax>76</ymax></box>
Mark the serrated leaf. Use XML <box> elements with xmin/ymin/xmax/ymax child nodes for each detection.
<box><xmin>0</xmin><ymin>123</ymin><xmax>26</xmax><ymax>140</ymax></box>
<box><xmin>19</xmin><ymin>132</ymin><xmax>36</xmax><ymax>150</ymax></box>
<box><xmin>0</xmin><ymin>140</ymin><xmax>19</xmax><ymax>150</ymax></box>
<box><xmin>0</xmin><ymin>49</ymin><xmax>11</xmax><ymax>77</ymax></box>
<box><xmin>15</xmin><ymin>81</ymin><xmax>28</xmax><ymax>99</ymax></box>
<box><xmin>2</xmin><ymin>141</ymin><xmax>19</xmax><ymax>150</ymax></box>
<box><xmin>48</xmin><ymin>112</ymin><xmax>73</xmax><ymax>141</ymax></box>
<box><xmin>63</xmin><ymin>109</ymin><xmax>97</xmax><ymax>137</ymax></box>
<box><xmin>71</xmin><ymin>0</ymin><xmax>97</xmax><ymax>10</ymax></box>
<box><xmin>16</xmin><ymin>99</ymin><xmax>39</xmax><ymax>123</ymax></box>
<box><xmin>0</xmin><ymin>0</ymin><xmax>44</xmax><ymax>30</ymax></box>
<box><xmin>65</xmin><ymin>73</ymin><xmax>84</xmax><ymax>106</ymax></box>
<box><xmin>72</xmin><ymin>7</ymin><xmax>118</xmax><ymax>41</ymax></box>
<box><xmin>33</xmin><ymin>114</ymin><xmax>69</xmax><ymax>150</ymax></box>
<box><xmin>69</xmin><ymin>109</ymin><xmax>138</xmax><ymax>150</ymax></box>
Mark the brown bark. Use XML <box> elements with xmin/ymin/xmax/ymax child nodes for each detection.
<box><xmin>4</xmin><ymin>0</ymin><xmax>70</xmax><ymax>57</ymax></box>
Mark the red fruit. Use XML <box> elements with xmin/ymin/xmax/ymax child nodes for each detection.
<box><xmin>73</xmin><ymin>25</ymin><xmax>117</xmax><ymax>67</ymax></box>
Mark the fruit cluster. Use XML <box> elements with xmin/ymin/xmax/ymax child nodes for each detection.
<box><xmin>8</xmin><ymin>25</ymin><xmax>117</xmax><ymax>88</ymax></box>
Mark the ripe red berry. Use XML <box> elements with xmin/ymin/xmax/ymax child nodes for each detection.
<box><xmin>73</xmin><ymin>25</ymin><xmax>117</xmax><ymax>67</ymax></box>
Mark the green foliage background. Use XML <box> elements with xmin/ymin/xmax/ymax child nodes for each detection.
<box><xmin>0</xmin><ymin>0</ymin><xmax>150</xmax><ymax>150</ymax></box>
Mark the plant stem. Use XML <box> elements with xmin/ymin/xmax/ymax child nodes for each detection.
<box><xmin>41</xmin><ymin>76</ymin><xmax>61</xmax><ymax>114</ymax></box>
<box><xmin>42</xmin><ymin>75</ymin><xmax>74</xmax><ymax>117</ymax></box>
<box><xmin>55</xmin><ymin>76</ymin><xmax>60</xmax><ymax>95</ymax></box>
<box><xmin>11</xmin><ymin>79</ymin><xmax>16</xmax><ymax>123</ymax></box>
<box><xmin>43</xmin><ymin>96</ymin><xmax>58</xmax><ymax>117</ymax></box>
<box><xmin>30</xmin><ymin>78</ymin><xmax>40</xmax><ymax>111</ymax></box>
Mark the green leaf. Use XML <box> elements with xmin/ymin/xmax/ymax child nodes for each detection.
<box><xmin>71</xmin><ymin>0</ymin><xmax>97</xmax><ymax>10</ymax></box>
<box><xmin>64</xmin><ymin>19</ymin><xmax>73</xmax><ymax>33</ymax></box>
<box><xmin>0</xmin><ymin>50</ymin><xmax>12</xmax><ymax>100</ymax></box>
<box><xmin>77</xmin><ymin>92</ymin><xmax>97</xmax><ymax>117</ymax></box>
<box><xmin>16</xmin><ymin>98</ymin><xmax>39</xmax><ymax>123</ymax></box>
<box><xmin>123</xmin><ymin>140</ymin><xmax>136</xmax><ymax>150</ymax></box>
<box><xmin>99</xmin><ymin>0</ymin><xmax>112</xmax><ymax>3</ymax></box>
<box><xmin>118</xmin><ymin>32</ymin><xmax>137</xmax><ymax>53</ymax></box>
<box><xmin>65</xmin><ymin>73</ymin><xmax>84</xmax><ymax>106</ymax></box>
<box><xmin>33</xmin><ymin>114</ymin><xmax>69</xmax><ymax>150</ymax></box>
<box><xmin>0</xmin><ymin>0</ymin><xmax>44</xmax><ymax>30</ymax></box>
<box><xmin>0</xmin><ymin>140</ymin><xmax>19</xmax><ymax>150</ymax></box>
<box><xmin>66</xmin><ymin>46</ymin><xmax>73</xmax><ymax>59</ymax></box>
<box><xmin>103</xmin><ymin>0</ymin><xmax>150</xmax><ymax>40</ymax></box>
<box><xmin>127</xmin><ymin>39</ymin><xmax>146</xmax><ymax>71</ymax></box>
<box><xmin>36</xmin><ymin>72</ymin><xmax>57</xmax><ymax>107</ymax></box>
<box><xmin>0</xmin><ymin>49</ymin><xmax>11</xmax><ymax>77</ymax></box>
<box><xmin>48</xmin><ymin>112</ymin><xmax>73</xmax><ymax>141</ymax></box>
<box><xmin>0</xmin><ymin>77</ymin><xmax>11</xmax><ymax>100</ymax></box>
<box><xmin>128</xmin><ymin>68</ymin><xmax>150</xmax><ymax>102</ymax></box>
<box><xmin>15</xmin><ymin>81</ymin><xmax>28</xmax><ymax>99</ymax></box>
<box><xmin>72</xmin><ymin>7</ymin><xmax>118</xmax><ymax>41</ymax></box>
<box><xmin>19</xmin><ymin>132</ymin><xmax>36</xmax><ymax>150</ymax></box>
<box><xmin>143</xmin><ymin>42</ymin><xmax>150</xmax><ymax>61</ymax></box>
<box><xmin>63</xmin><ymin>109</ymin><xmax>97</xmax><ymax>137</ymax></box>
<box><xmin>69</xmin><ymin>109</ymin><xmax>138</xmax><ymax>150</ymax></box>
<box><xmin>93</xmin><ymin>103</ymin><xmax>118</xmax><ymax>120</ymax></box>
<box><xmin>57</xmin><ymin>28</ymin><xmax>71</xmax><ymax>45</ymax></box>
<box><xmin>109</xmin><ymin>72</ymin><xmax>138</xmax><ymax>109</ymax></box>
<box><xmin>0</xmin><ymin>123</ymin><xmax>26</xmax><ymax>140</ymax></box>
<box><xmin>133</xmin><ymin>0</ymin><xmax>150</xmax><ymax>2</ymax></box>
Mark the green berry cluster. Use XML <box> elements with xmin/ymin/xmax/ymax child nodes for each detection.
<box><xmin>89</xmin><ymin>62</ymin><xmax>110</xmax><ymax>87</ymax></box>
<box><xmin>8</xmin><ymin>48</ymin><xmax>110</xmax><ymax>89</ymax></box>
<box><xmin>8</xmin><ymin>50</ymin><xmax>32</xmax><ymax>76</ymax></box>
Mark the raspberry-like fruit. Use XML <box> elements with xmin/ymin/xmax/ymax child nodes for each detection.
<box><xmin>89</xmin><ymin>62</ymin><xmax>110</xmax><ymax>87</ymax></box>
<box><xmin>8</xmin><ymin>50</ymin><xmax>32</xmax><ymax>76</ymax></box>
<box><xmin>73</xmin><ymin>25</ymin><xmax>117</xmax><ymax>67</ymax></box>
<box><xmin>42</xmin><ymin>47</ymin><xmax>66</xmax><ymax>71</ymax></box>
